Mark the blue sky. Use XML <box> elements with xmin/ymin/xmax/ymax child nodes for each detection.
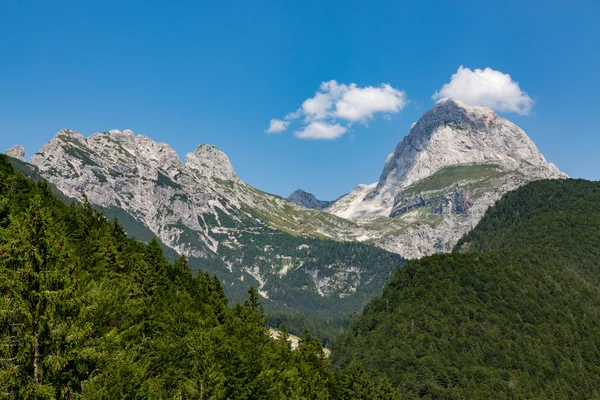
<box><xmin>1</xmin><ymin>0</ymin><xmax>598</xmax><ymax>199</ymax></box>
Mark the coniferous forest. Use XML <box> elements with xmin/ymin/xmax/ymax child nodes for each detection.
<box><xmin>4</xmin><ymin>151</ymin><xmax>600</xmax><ymax>399</ymax></box>
<box><xmin>0</xmin><ymin>156</ymin><xmax>397</xmax><ymax>398</ymax></box>
<box><xmin>333</xmin><ymin>179</ymin><xmax>600</xmax><ymax>398</ymax></box>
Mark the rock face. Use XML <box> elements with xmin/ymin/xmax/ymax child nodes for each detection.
<box><xmin>325</xmin><ymin>98</ymin><xmax>566</xmax><ymax>257</ymax></box>
<box><xmin>30</xmin><ymin>129</ymin><xmax>259</xmax><ymax>258</ymax></box>
<box><xmin>287</xmin><ymin>189</ymin><xmax>334</xmax><ymax>210</ymax></box>
<box><xmin>5</xmin><ymin>145</ymin><xmax>25</xmax><ymax>161</ymax></box>
<box><xmin>185</xmin><ymin>144</ymin><xmax>237</xmax><ymax>182</ymax></box>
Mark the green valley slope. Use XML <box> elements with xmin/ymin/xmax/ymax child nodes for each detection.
<box><xmin>332</xmin><ymin>179</ymin><xmax>600</xmax><ymax>398</ymax></box>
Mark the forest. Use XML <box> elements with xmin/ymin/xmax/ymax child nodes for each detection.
<box><xmin>4</xmin><ymin>151</ymin><xmax>600</xmax><ymax>399</ymax></box>
<box><xmin>333</xmin><ymin>179</ymin><xmax>600</xmax><ymax>398</ymax></box>
<box><xmin>0</xmin><ymin>155</ymin><xmax>398</xmax><ymax>398</ymax></box>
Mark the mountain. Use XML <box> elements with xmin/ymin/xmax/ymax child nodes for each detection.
<box><xmin>5</xmin><ymin>98</ymin><xmax>565</xmax><ymax>314</ymax></box>
<box><xmin>20</xmin><ymin>129</ymin><xmax>404</xmax><ymax>318</ymax></box>
<box><xmin>323</xmin><ymin>98</ymin><xmax>565</xmax><ymax>257</ymax></box>
<box><xmin>332</xmin><ymin>179</ymin><xmax>600</xmax><ymax>398</ymax></box>
<box><xmin>287</xmin><ymin>189</ymin><xmax>334</xmax><ymax>210</ymax></box>
<box><xmin>336</xmin><ymin>98</ymin><xmax>563</xmax><ymax>217</ymax></box>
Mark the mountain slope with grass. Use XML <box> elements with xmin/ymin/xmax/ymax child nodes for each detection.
<box><xmin>332</xmin><ymin>179</ymin><xmax>600</xmax><ymax>398</ymax></box>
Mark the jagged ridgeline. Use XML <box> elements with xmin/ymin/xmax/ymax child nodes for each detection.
<box><xmin>6</xmin><ymin>132</ymin><xmax>404</xmax><ymax>321</ymax></box>
<box><xmin>332</xmin><ymin>179</ymin><xmax>600</xmax><ymax>398</ymax></box>
<box><xmin>0</xmin><ymin>155</ymin><xmax>404</xmax><ymax>398</ymax></box>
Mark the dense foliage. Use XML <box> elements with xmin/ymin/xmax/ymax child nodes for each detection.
<box><xmin>332</xmin><ymin>179</ymin><xmax>600</xmax><ymax>398</ymax></box>
<box><xmin>0</xmin><ymin>155</ymin><xmax>400</xmax><ymax>398</ymax></box>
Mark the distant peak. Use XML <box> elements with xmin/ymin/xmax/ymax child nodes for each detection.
<box><xmin>288</xmin><ymin>189</ymin><xmax>333</xmax><ymax>210</ymax></box>
<box><xmin>409</xmin><ymin>98</ymin><xmax>498</xmax><ymax>137</ymax></box>
<box><xmin>434</xmin><ymin>97</ymin><xmax>451</xmax><ymax>104</ymax></box>
<box><xmin>5</xmin><ymin>145</ymin><xmax>25</xmax><ymax>161</ymax></box>
<box><xmin>290</xmin><ymin>188</ymin><xmax>308</xmax><ymax>196</ymax></box>
<box><xmin>98</xmin><ymin>129</ymin><xmax>136</xmax><ymax>142</ymax></box>
<box><xmin>433</xmin><ymin>97</ymin><xmax>469</xmax><ymax>107</ymax></box>
<box><xmin>192</xmin><ymin>144</ymin><xmax>219</xmax><ymax>153</ymax></box>
<box><xmin>106</xmin><ymin>129</ymin><xmax>134</xmax><ymax>137</ymax></box>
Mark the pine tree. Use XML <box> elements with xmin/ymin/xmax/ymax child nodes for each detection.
<box><xmin>338</xmin><ymin>364</ymin><xmax>377</xmax><ymax>400</ymax></box>
<box><xmin>0</xmin><ymin>192</ymin><xmax>89</xmax><ymax>398</ymax></box>
<box><xmin>140</xmin><ymin>237</ymin><xmax>169</xmax><ymax>296</ymax></box>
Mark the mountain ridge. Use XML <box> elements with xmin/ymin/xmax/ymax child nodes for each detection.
<box><xmin>13</xmin><ymin>130</ymin><xmax>405</xmax><ymax>318</ymax></box>
<box><xmin>5</xmin><ymin>99</ymin><xmax>566</xmax><ymax>311</ymax></box>
<box><xmin>287</xmin><ymin>189</ymin><xmax>335</xmax><ymax>210</ymax></box>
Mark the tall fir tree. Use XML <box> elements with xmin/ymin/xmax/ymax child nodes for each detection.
<box><xmin>0</xmin><ymin>192</ymin><xmax>89</xmax><ymax>398</ymax></box>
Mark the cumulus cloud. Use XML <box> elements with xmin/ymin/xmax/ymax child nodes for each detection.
<box><xmin>266</xmin><ymin>80</ymin><xmax>407</xmax><ymax>140</ymax></box>
<box><xmin>294</xmin><ymin>121</ymin><xmax>347</xmax><ymax>140</ymax></box>
<box><xmin>335</xmin><ymin>84</ymin><xmax>406</xmax><ymax>121</ymax></box>
<box><xmin>432</xmin><ymin>66</ymin><xmax>533</xmax><ymax>114</ymax></box>
<box><xmin>302</xmin><ymin>92</ymin><xmax>332</xmax><ymax>121</ymax></box>
<box><xmin>265</xmin><ymin>118</ymin><xmax>289</xmax><ymax>133</ymax></box>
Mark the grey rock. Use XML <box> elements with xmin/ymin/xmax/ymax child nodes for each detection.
<box><xmin>5</xmin><ymin>145</ymin><xmax>25</xmax><ymax>161</ymax></box>
<box><xmin>287</xmin><ymin>189</ymin><xmax>334</xmax><ymax>210</ymax></box>
<box><xmin>29</xmin><ymin>129</ymin><xmax>374</xmax><ymax>299</ymax></box>
<box><xmin>186</xmin><ymin>144</ymin><xmax>237</xmax><ymax>181</ymax></box>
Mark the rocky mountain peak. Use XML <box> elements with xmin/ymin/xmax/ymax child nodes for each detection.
<box><xmin>287</xmin><ymin>189</ymin><xmax>333</xmax><ymax>210</ymax></box>
<box><xmin>324</xmin><ymin>99</ymin><xmax>565</xmax><ymax>257</ymax></box>
<box><xmin>5</xmin><ymin>145</ymin><xmax>25</xmax><ymax>161</ymax></box>
<box><xmin>360</xmin><ymin>98</ymin><xmax>564</xmax><ymax>214</ymax></box>
<box><xmin>102</xmin><ymin>129</ymin><xmax>135</xmax><ymax>141</ymax></box>
<box><xmin>185</xmin><ymin>144</ymin><xmax>237</xmax><ymax>181</ymax></box>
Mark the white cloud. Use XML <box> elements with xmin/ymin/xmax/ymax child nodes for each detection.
<box><xmin>266</xmin><ymin>80</ymin><xmax>407</xmax><ymax>139</ymax></box>
<box><xmin>432</xmin><ymin>66</ymin><xmax>533</xmax><ymax>114</ymax></box>
<box><xmin>335</xmin><ymin>83</ymin><xmax>406</xmax><ymax>122</ymax></box>
<box><xmin>294</xmin><ymin>121</ymin><xmax>347</xmax><ymax>140</ymax></box>
<box><xmin>265</xmin><ymin>118</ymin><xmax>289</xmax><ymax>133</ymax></box>
<box><xmin>302</xmin><ymin>92</ymin><xmax>332</xmax><ymax>121</ymax></box>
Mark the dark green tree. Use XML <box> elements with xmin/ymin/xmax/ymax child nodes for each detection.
<box><xmin>0</xmin><ymin>193</ymin><xmax>89</xmax><ymax>398</ymax></box>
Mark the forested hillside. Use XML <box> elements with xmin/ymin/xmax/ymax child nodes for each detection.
<box><xmin>332</xmin><ymin>179</ymin><xmax>600</xmax><ymax>398</ymax></box>
<box><xmin>0</xmin><ymin>155</ymin><xmax>399</xmax><ymax>398</ymax></box>
<box><xmin>5</xmin><ymin>153</ymin><xmax>405</xmax><ymax>327</ymax></box>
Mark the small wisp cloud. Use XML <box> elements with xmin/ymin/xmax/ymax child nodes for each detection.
<box><xmin>433</xmin><ymin>66</ymin><xmax>533</xmax><ymax>115</ymax></box>
<box><xmin>266</xmin><ymin>80</ymin><xmax>407</xmax><ymax>139</ymax></box>
<box><xmin>266</xmin><ymin>119</ymin><xmax>289</xmax><ymax>133</ymax></box>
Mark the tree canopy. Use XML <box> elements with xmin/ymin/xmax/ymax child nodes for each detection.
<box><xmin>332</xmin><ymin>179</ymin><xmax>600</xmax><ymax>399</ymax></box>
<box><xmin>0</xmin><ymin>155</ymin><xmax>400</xmax><ymax>398</ymax></box>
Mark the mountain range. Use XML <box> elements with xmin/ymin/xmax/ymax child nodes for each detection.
<box><xmin>4</xmin><ymin>98</ymin><xmax>565</xmax><ymax>317</ymax></box>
